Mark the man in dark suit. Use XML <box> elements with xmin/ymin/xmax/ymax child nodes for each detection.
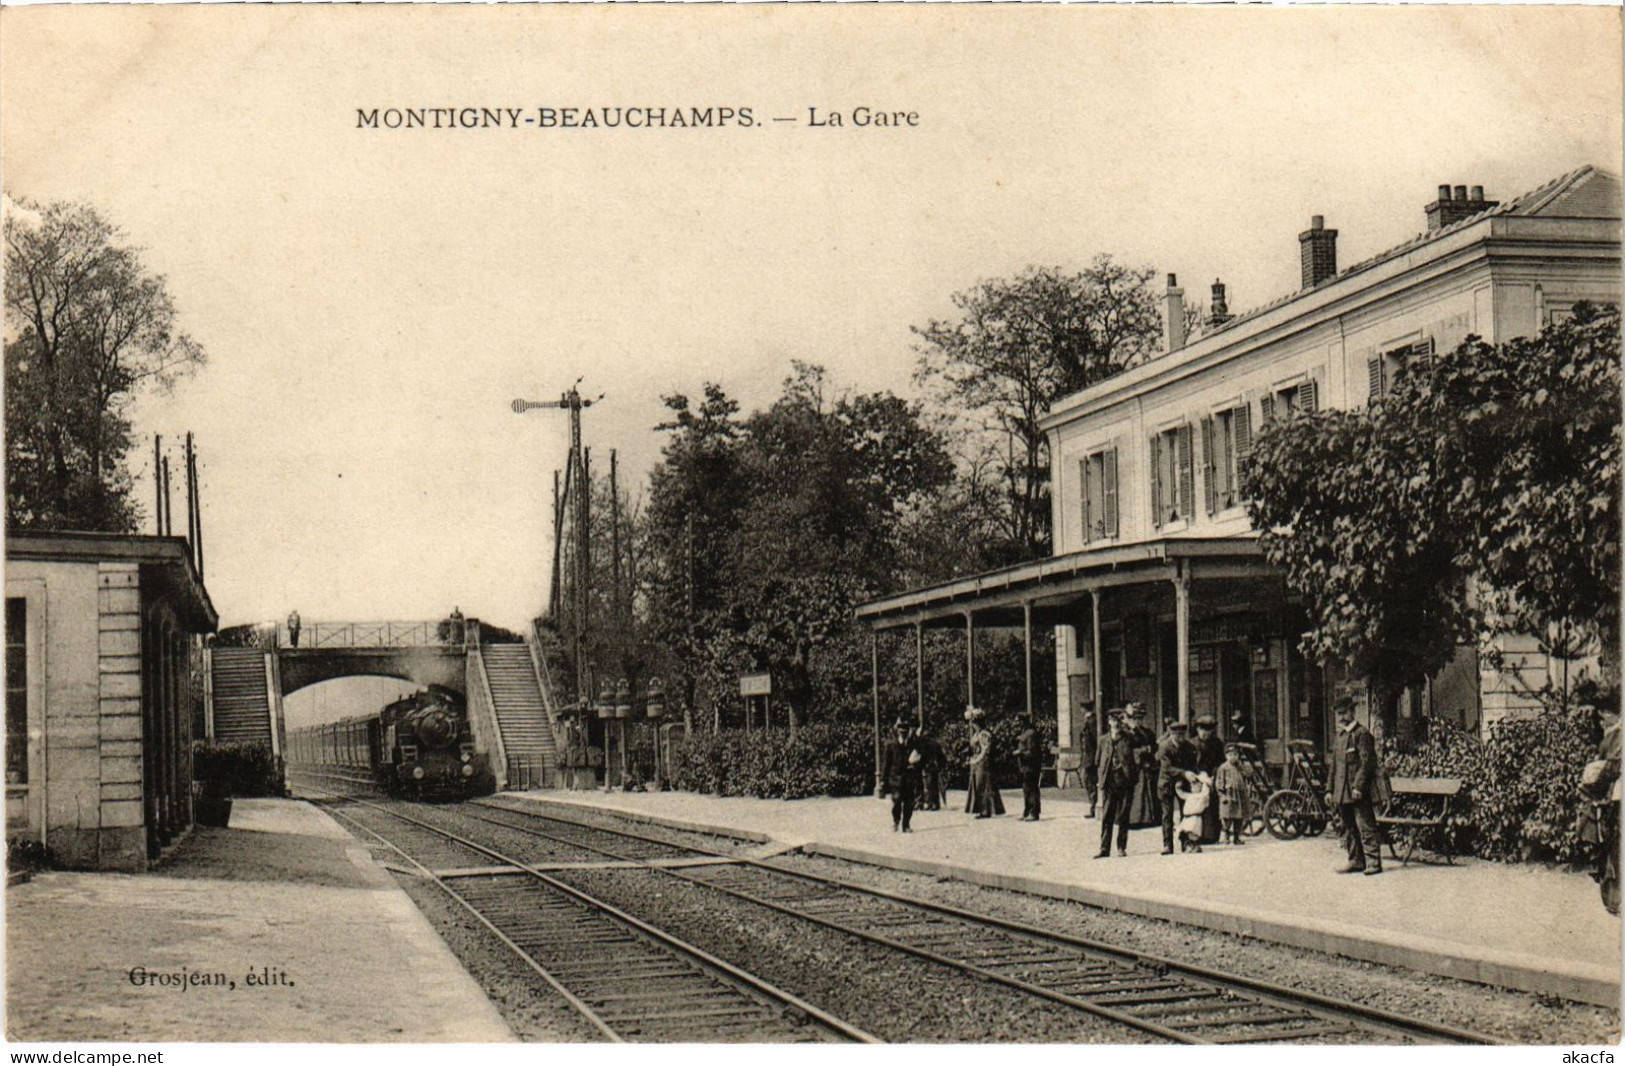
<box><xmin>1017</xmin><ymin>721</ymin><xmax>1045</xmax><ymax>821</ymax></box>
<box><xmin>1328</xmin><ymin>699</ymin><xmax>1384</xmax><ymax>875</ymax></box>
<box><xmin>1095</xmin><ymin>712</ymin><xmax>1137</xmax><ymax>858</ymax></box>
<box><xmin>1157</xmin><ymin>721</ymin><xmax>1199</xmax><ymax>855</ymax></box>
<box><xmin>881</xmin><ymin>719</ymin><xmax>921</xmax><ymax>832</ymax></box>
<box><xmin>914</xmin><ymin>723</ymin><xmax>944</xmax><ymax>810</ymax></box>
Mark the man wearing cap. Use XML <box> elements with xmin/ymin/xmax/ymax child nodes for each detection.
<box><xmin>1017</xmin><ymin>719</ymin><xmax>1045</xmax><ymax>821</ymax></box>
<box><xmin>1095</xmin><ymin>711</ymin><xmax>1137</xmax><ymax>857</ymax></box>
<box><xmin>1230</xmin><ymin>711</ymin><xmax>1256</xmax><ymax>751</ymax></box>
<box><xmin>1329</xmin><ymin>699</ymin><xmax>1383</xmax><ymax>874</ymax></box>
<box><xmin>1157</xmin><ymin>720</ymin><xmax>1200</xmax><ymax>855</ymax></box>
<box><xmin>881</xmin><ymin>718</ymin><xmax>922</xmax><ymax>833</ymax></box>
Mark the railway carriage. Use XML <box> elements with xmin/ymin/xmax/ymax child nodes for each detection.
<box><xmin>289</xmin><ymin>685</ymin><xmax>489</xmax><ymax>800</ymax></box>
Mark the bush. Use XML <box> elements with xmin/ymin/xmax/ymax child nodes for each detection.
<box><xmin>1383</xmin><ymin>705</ymin><xmax>1600</xmax><ymax>864</ymax></box>
<box><xmin>7</xmin><ymin>837</ymin><xmax>55</xmax><ymax>874</ymax></box>
<box><xmin>192</xmin><ymin>741</ymin><xmax>284</xmax><ymax>798</ymax></box>
<box><xmin>666</xmin><ymin>723</ymin><xmax>873</xmax><ymax>799</ymax></box>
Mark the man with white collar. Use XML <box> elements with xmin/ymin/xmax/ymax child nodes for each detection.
<box><xmin>1329</xmin><ymin>698</ymin><xmax>1384</xmax><ymax>876</ymax></box>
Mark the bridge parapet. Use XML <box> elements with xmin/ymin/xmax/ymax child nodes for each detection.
<box><xmin>282</xmin><ymin>619</ymin><xmax>473</xmax><ymax>650</ymax></box>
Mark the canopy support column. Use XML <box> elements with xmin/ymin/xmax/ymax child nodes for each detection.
<box><xmin>1091</xmin><ymin>589</ymin><xmax>1104</xmax><ymax>738</ymax></box>
<box><xmin>1023</xmin><ymin>601</ymin><xmax>1034</xmax><ymax>722</ymax></box>
<box><xmin>915</xmin><ymin>622</ymin><xmax>925</xmax><ymax>727</ymax></box>
<box><xmin>964</xmin><ymin>610</ymin><xmax>975</xmax><ymax>710</ymax></box>
<box><xmin>1175</xmin><ymin>561</ymin><xmax>1191</xmax><ymax>724</ymax></box>
<box><xmin>872</xmin><ymin>629</ymin><xmax>883</xmax><ymax>797</ymax></box>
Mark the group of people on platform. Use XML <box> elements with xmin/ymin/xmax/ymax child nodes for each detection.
<box><xmin>880</xmin><ymin>697</ymin><xmax>1388</xmax><ymax>878</ymax></box>
<box><xmin>1091</xmin><ymin>704</ymin><xmax>1249</xmax><ymax>858</ymax></box>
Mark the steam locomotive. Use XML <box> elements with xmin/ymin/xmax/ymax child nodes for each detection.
<box><xmin>288</xmin><ymin>685</ymin><xmax>489</xmax><ymax>800</ymax></box>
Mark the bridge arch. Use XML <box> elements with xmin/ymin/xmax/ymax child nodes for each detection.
<box><xmin>277</xmin><ymin>647</ymin><xmax>467</xmax><ymax>697</ymax></box>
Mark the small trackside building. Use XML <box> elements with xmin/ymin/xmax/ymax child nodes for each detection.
<box><xmin>858</xmin><ymin>167</ymin><xmax>1621</xmax><ymax>771</ymax></box>
<box><xmin>6</xmin><ymin>531</ymin><xmax>217</xmax><ymax>870</ymax></box>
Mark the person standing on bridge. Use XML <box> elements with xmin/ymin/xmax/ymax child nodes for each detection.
<box><xmin>286</xmin><ymin>610</ymin><xmax>301</xmax><ymax>648</ymax></box>
<box><xmin>448</xmin><ymin>607</ymin><xmax>465</xmax><ymax>645</ymax></box>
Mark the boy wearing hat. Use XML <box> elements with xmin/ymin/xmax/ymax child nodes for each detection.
<box><xmin>881</xmin><ymin>718</ymin><xmax>922</xmax><ymax>832</ymax></box>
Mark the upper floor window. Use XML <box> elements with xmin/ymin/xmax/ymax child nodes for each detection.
<box><xmin>1368</xmin><ymin>338</ymin><xmax>1434</xmax><ymax>402</ymax></box>
<box><xmin>1150</xmin><ymin>423</ymin><xmax>1194</xmax><ymax>528</ymax></box>
<box><xmin>1081</xmin><ymin>447</ymin><xmax>1119</xmax><ymax>543</ymax></box>
<box><xmin>1201</xmin><ymin>404</ymin><xmax>1251</xmax><ymax>514</ymax></box>
<box><xmin>1259</xmin><ymin>379</ymin><xmax>1319</xmax><ymax>424</ymax></box>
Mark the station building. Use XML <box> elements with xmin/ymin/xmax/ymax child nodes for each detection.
<box><xmin>6</xmin><ymin>531</ymin><xmax>217</xmax><ymax>870</ymax></box>
<box><xmin>858</xmin><ymin>166</ymin><xmax>1621</xmax><ymax>767</ymax></box>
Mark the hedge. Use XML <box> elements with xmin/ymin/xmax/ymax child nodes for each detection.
<box><xmin>193</xmin><ymin>741</ymin><xmax>285</xmax><ymax>798</ymax></box>
<box><xmin>666</xmin><ymin>723</ymin><xmax>873</xmax><ymax>799</ymax></box>
<box><xmin>1383</xmin><ymin>705</ymin><xmax>1602</xmax><ymax>864</ymax></box>
<box><xmin>664</xmin><ymin>715</ymin><xmax>1055</xmax><ymax>800</ymax></box>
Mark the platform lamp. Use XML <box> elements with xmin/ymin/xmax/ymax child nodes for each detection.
<box><xmin>595</xmin><ymin>681</ymin><xmax>615</xmax><ymax>791</ymax></box>
<box><xmin>645</xmin><ymin>677</ymin><xmax>666</xmax><ymax>789</ymax></box>
<box><xmin>614</xmin><ymin>678</ymin><xmax>634</xmax><ymax>789</ymax></box>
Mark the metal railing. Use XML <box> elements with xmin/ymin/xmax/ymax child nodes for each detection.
<box><xmin>506</xmin><ymin>753</ymin><xmax>555</xmax><ymax>791</ymax></box>
<box><xmin>283</xmin><ymin>621</ymin><xmax>459</xmax><ymax>649</ymax></box>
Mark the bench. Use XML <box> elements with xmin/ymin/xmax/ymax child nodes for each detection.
<box><xmin>1377</xmin><ymin>776</ymin><xmax>1463</xmax><ymax>865</ymax></box>
<box><xmin>1054</xmin><ymin>748</ymin><xmax>1085</xmax><ymax>789</ymax></box>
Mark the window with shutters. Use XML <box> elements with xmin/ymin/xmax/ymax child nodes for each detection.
<box><xmin>1367</xmin><ymin>339</ymin><xmax>1434</xmax><ymax>402</ymax></box>
<box><xmin>1149</xmin><ymin>424</ymin><xmax>1194</xmax><ymax>528</ymax></box>
<box><xmin>1258</xmin><ymin>379</ymin><xmax>1320</xmax><ymax>425</ymax></box>
<box><xmin>1201</xmin><ymin>404</ymin><xmax>1253</xmax><ymax>514</ymax></box>
<box><xmin>1080</xmin><ymin>447</ymin><xmax>1119</xmax><ymax>544</ymax></box>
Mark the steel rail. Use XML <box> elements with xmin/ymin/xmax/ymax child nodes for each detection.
<box><xmin>473</xmin><ymin>798</ymin><xmax>1505</xmax><ymax>1046</ymax></box>
<box><xmin>314</xmin><ymin>789</ymin><xmax>877</xmax><ymax>1043</ymax></box>
<box><xmin>315</xmin><ymin>794</ymin><xmax>622</xmax><ymax>1041</ymax></box>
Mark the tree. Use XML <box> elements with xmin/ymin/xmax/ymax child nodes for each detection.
<box><xmin>5</xmin><ymin>199</ymin><xmax>205</xmax><ymax>531</ymax></box>
<box><xmin>913</xmin><ymin>259</ymin><xmax>1162</xmax><ymax>560</ymax></box>
<box><xmin>1242</xmin><ymin>303</ymin><xmax>1622</xmax><ymax>727</ymax></box>
<box><xmin>1401</xmin><ymin>303</ymin><xmax>1620</xmax><ymax>664</ymax></box>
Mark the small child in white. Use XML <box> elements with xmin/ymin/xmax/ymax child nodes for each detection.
<box><xmin>1175</xmin><ymin>773</ymin><xmax>1212</xmax><ymax>853</ymax></box>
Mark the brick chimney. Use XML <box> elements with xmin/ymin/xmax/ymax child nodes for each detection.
<box><xmin>1425</xmin><ymin>183</ymin><xmax>1498</xmax><ymax>231</ymax></box>
<box><xmin>1206</xmin><ymin>278</ymin><xmax>1232</xmax><ymax>330</ymax></box>
<box><xmin>1298</xmin><ymin>215</ymin><xmax>1338</xmax><ymax>289</ymax></box>
<box><xmin>1162</xmin><ymin>273</ymin><xmax>1186</xmax><ymax>353</ymax></box>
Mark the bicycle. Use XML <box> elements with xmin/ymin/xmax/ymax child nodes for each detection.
<box><xmin>1233</xmin><ymin>742</ymin><xmax>1273</xmax><ymax>837</ymax></box>
<box><xmin>1263</xmin><ymin>740</ymin><xmax>1332</xmax><ymax>840</ymax></box>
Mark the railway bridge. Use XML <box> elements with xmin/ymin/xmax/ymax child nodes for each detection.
<box><xmin>205</xmin><ymin>619</ymin><xmax>560</xmax><ymax>790</ymax></box>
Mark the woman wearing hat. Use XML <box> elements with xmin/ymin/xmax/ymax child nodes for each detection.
<box><xmin>1124</xmin><ymin>704</ymin><xmax>1161</xmax><ymax>831</ymax></box>
<box><xmin>963</xmin><ymin>707</ymin><xmax>1006</xmax><ymax>818</ymax></box>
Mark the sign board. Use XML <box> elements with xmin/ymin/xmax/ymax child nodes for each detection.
<box><xmin>738</xmin><ymin>672</ymin><xmax>772</xmax><ymax>697</ymax></box>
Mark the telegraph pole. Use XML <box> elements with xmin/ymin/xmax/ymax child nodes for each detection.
<box><xmin>512</xmin><ymin>382</ymin><xmax>601</xmax><ymax>706</ymax></box>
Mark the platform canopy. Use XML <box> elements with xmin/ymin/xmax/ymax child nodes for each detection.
<box><xmin>855</xmin><ymin>537</ymin><xmax>1272</xmax><ymax>632</ymax></box>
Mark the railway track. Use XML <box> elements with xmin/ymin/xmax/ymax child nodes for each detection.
<box><xmin>460</xmin><ymin>797</ymin><xmax>1505</xmax><ymax>1046</ymax></box>
<box><xmin>308</xmin><ymin>789</ymin><xmax>876</xmax><ymax>1043</ymax></box>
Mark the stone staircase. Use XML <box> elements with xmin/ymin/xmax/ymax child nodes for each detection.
<box><xmin>211</xmin><ymin>647</ymin><xmax>273</xmax><ymax>745</ymax></box>
<box><xmin>480</xmin><ymin>644</ymin><xmax>557</xmax><ymax>782</ymax></box>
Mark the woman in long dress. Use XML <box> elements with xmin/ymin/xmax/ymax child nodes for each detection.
<box><xmin>964</xmin><ymin>709</ymin><xmax>1006</xmax><ymax>818</ymax></box>
<box><xmin>1125</xmin><ymin>705</ymin><xmax>1161</xmax><ymax>829</ymax></box>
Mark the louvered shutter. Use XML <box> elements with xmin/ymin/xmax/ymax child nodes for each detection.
<box><xmin>1176</xmin><ymin>424</ymin><xmax>1195</xmax><ymax>521</ymax></box>
<box><xmin>1414</xmin><ymin>337</ymin><xmax>1436</xmax><ymax>362</ymax></box>
<box><xmin>1233</xmin><ymin>404</ymin><xmax>1252</xmax><ymax>461</ymax></box>
<box><xmin>1367</xmin><ymin>357</ymin><xmax>1385</xmax><ymax>402</ymax></box>
<box><xmin>1259</xmin><ymin>393</ymin><xmax>1276</xmax><ymax>424</ymax></box>
<box><xmin>1201</xmin><ymin>417</ymin><xmax>1216</xmax><ymax>516</ymax></box>
<box><xmin>1297</xmin><ymin>379</ymin><xmax>1319</xmax><ymax>413</ymax></box>
<box><xmin>1150</xmin><ymin>435</ymin><xmax>1163</xmax><ymax>529</ymax></box>
<box><xmin>1104</xmin><ymin>448</ymin><xmax>1119</xmax><ymax>537</ymax></box>
<box><xmin>1080</xmin><ymin>459</ymin><xmax>1094</xmax><ymax>543</ymax></box>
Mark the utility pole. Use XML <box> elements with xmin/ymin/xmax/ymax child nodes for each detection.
<box><xmin>153</xmin><ymin>435</ymin><xmax>164</xmax><ymax>536</ymax></box>
<box><xmin>512</xmin><ymin>382</ymin><xmax>601</xmax><ymax>706</ymax></box>
<box><xmin>160</xmin><ymin>455</ymin><xmax>173</xmax><ymax>536</ymax></box>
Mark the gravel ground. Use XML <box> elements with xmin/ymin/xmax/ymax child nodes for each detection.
<box><xmin>341</xmin><ymin>800</ymin><xmax>1619</xmax><ymax>1044</ymax></box>
<box><xmin>768</xmin><ymin>850</ymin><xmax>1621</xmax><ymax>1045</ymax></box>
<box><xmin>550</xmin><ymin>864</ymin><xmax>1151</xmax><ymax>1043</ymax></box>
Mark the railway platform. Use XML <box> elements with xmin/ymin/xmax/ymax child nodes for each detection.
<box><xmin>5</xmin><ymin>798</ymin><xmax>516</xmax><ymax>1042</ymax></box>
<box><xmin>510</xmin><ymin>786</ymin><xmax>1622</xmax><ymax>1009</ymax></box>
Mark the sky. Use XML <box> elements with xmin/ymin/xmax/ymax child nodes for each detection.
<box><xmin>2</xmin><ymin>5</ymin><xmax>1620</xmax><ymax>635</ymax></box>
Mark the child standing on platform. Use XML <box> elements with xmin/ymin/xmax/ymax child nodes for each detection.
<box><xmin>1175</xmin><ymin>773</ymin><xmax>1211</xmax><ymax>853</ymax></box>
<box><xmin>1215</xmin><ymin>744</ymin><xmax>1249</xmax><ymax>845</ymax></box>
